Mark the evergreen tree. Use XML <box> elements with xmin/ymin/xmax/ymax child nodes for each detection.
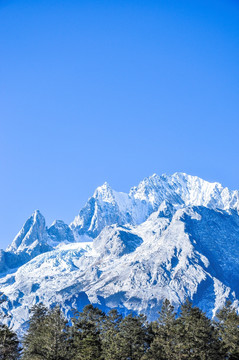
<box><xmin>0</xmin><ymin>292</ymin><xmax>21</xmax><ymax>360</ymax></box>
<box><xmin>175</xmin><ymin>299</ymin><xmax>224</xmax><ymax>360</ymax></box>
<box><xmin>215</xmin><ymin>300</ymin><xmax>239</xmax><ymax>359</ymax></box>
<box><xmin>101</xmin><ymin>309</ymin><xmax>123</xmax><ymax>360</ymax></box>
<box><xmin>23</xmin><ymin>304</ymin><xmax>69</xmax><ymax>360</ymax></box>
<box><xmin>112</xmin><ymin>313</ymin><xmax>150</xmax><ymax>360</ymax></box>
<box><xmin>71</xmin><ymin>304</ymin><xmax>105</xmax><ymax>360</ymax></box>
<box><xmin>22</xmin><ymin>303</ymin><xmax>48</xmax><ymax>360</ymax></box>
<box><xmin>6</xmin><ymin>299</ymin><xmax>239</xmax><ymax>360</ymax></box>
<box><xmin>144</xmin><ymin>299</ymin><xmax>177</xmax><ymax>360</ymax></box>
<box><xmin>43</xmin><ymin>305</ymin><xmax>69</xmax><ymax>360</ymax></box>
<box><xmin>0</xmin><ymin>324</ymin><xmax>21</xmax><ymax>360</ymax></box>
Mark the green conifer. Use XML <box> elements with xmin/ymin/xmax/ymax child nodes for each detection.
<box><xmin>43</xmin><ymin>305</ymin><xmax>69</xmax><ymax>360</ymax></box>
<box><xmin>144</xmin><ymin>299</ymin><xmax>177</xmax><ymax>360</ymax></box>
<box><xmin>0</xmin><ymin>324</ymin><xmax>21</xmax><ymax>360</ymax></box>
<box><xmin>176</xmin><ymin>299</ymin><xmax>223</xmax><ymax>360</ymax></box>
<box><xmin>71</xmin><ymin>304</ymin><xmax>105</xmax><ymax>360</ymax></box>
<box><xmin>22</xmin><ymin>304</ymin><xmax>69</xmax><ymax>360</ymax></box>
<box><xmin>112</xmin><ymin>313</ymin><xmax>150</xmax><ymax>360</ymax></box>
<box><xmin>101</xmin><ymin>309</ymin><xmax>123</xmax><ymax>360</ymax></box>
<box><xmin>22</xmin><ymin>303</ymin><xmax>48</xmax><ymax>360</ymax></box>
<box><xmin>0</xmin><ymin>292</ymin><xmax>21</xmax><ymax>360</ymax></box>
<box><xmin>215</xmin><ymin>300</ymin><xmax>239</xmax><ymax>359</ymax></box>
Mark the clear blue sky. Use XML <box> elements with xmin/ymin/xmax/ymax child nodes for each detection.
<box><xmin>0</xmin><ymin>0</ymin><xmax>238</xmax><ymax>248</ymax></box>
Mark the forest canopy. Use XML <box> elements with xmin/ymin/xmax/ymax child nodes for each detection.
<box><xmin>0</xmin><ymin>299</ymin><xmax>239</xmax><ymax>360</ymax></box>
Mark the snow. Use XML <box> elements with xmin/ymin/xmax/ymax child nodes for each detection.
<box><xmin>71</xmin><ymin>172</ymin><xmax>239</xmax><ymax>238</ymax></box>
<box><xmin>1</xmin><ymin>172</ymin><xmax>239</xmax><ymax>334</ymax></box>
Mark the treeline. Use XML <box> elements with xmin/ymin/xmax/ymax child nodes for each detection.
<box><xmin>1</xmin><ymin>299</ymin><xmax>239</xmax><ymax>359</ymax></box>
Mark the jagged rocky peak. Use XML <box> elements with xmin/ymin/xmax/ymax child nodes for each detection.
<box><xmin>93</xmin><ymin>182</ymin><xmax>115</xmax><ymax>203</ymax></box>
<box><xmin>170</xmin><ymin>172</ymin><xmax>239</xmax><ymax>210</ymax></box>
<box><xmin>157</xmin><ymin>200</ymin><xmax>176</xmax><ymax>219</ymax></box>
<box><xmin>129</xmin><ymin>172</ymin><xmax>198</xmax><ymax>206</ymax></box>
<box><xmin>93</xmin><ymin>225</ymin><xmax>143</xmax><ymax>258</ymax></box>
<box><xmin>129</xmin><ymin>172</ymin><xmax>196</xmax><ymax>209</ymax></box>
<box><xmin>70</xmin><ymin>172</ymin><xmax>239</xmax><ymax>240</ymax></box>
<box><xmin>6</xmin><ymin>210</ymin><xmax>47</xmax><ymax>254</ymax></box>
<box><xmin>129</xmin><ymin>173</ymin><xmax>166</xmax><ymax>206</ymax></box>
<box><xmin>131</xmin><ymin>172</ymin><xmax>239</xmax><ymax>210</ymax></box>
<box><xmin>70</xmin><ymin>182</ymin><xmax>129</xmax><ymax>238</ymax></box>
<box><xmin>47</xmin><ymin>220</ymin><xmax>75</xmax><ymax>244</ymax></box>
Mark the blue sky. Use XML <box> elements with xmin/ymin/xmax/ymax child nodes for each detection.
<box><xmin>0</xmin><ymin>0</ymin><xmax>238</xmax><ymax>248</ymax></box>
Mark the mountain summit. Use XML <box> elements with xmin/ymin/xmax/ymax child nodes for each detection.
<box><xmin>71</xmin><ymin>172</ymin><xmax>239</xmax><ymax>237</ymax></box>
<box><xmin>0</xmin><ymin>172</ymin><xmax>239</xmax><ymax>334</ymax></box>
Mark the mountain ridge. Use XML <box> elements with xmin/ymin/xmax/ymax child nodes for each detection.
<box><xmin>1</xmin><ymin>172</ymin><xmax>239</xmax><ymax>334</ymax></box>
<box><xmin>70</xmin><ymin>172</ymin><xmax>239</xmax><ymax>239</ymax></box>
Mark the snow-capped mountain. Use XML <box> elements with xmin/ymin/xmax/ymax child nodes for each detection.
<box><xmin>0</xmin><ymin>172</ymin><xmax>239</xmax><ymax>334</ymax></box>
<box><xmin>71</xmin><ymin>173</ymin><xmax>239</xmax><ymax>238</ymax></box>
<box><xmin>6</xmin><ymin>210</ymin><xmax>50</xmax><ymax>256</ymax></box>
<box><xmin>1</xmin><ymin>211</ymin><xmax>75</xmax><ymax>273</ymax></box>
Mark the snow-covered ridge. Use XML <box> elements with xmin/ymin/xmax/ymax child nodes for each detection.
<box><xmin>71</xmin><ymin>172</ymin><xmax>239</xmax><ymax>238</ymax></box>
<box><xmin>1</xmin><ymin>205</ymin><xmax>239</xmax><ymax>335</ymax></box>
<box><xmin>4</xmin><ymin>172</ymin><xmax>239</xmax><ymax>260</ymax></box>
<box><xmin>1</xmin><ymin>172</ymin><xmax>239</xmax><ymax>334</ymax></box>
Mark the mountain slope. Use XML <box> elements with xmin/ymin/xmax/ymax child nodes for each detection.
<box><xmin>0</xmin><ymin>172</ymin><xmax>239</xmax><ymax>334</ymax></box>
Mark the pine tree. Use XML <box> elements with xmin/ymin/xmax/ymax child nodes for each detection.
<box><xmin>0</xmin><ymin>324</ymin><xmax>21</xmax><ymax>360</ymax></box>
<box><xmin>101</xmin><ymin>309</ymin><xmax>123</xmax><ymax>360</ymax></box>
<box><xmin>23</xmin><ymin>304</ymin><xmax>69</xmax><ymax>360</ymax></box>
<box><xmin>215</xmin><ymin>300</ymin><xmax>239</xmax><ymax>359</ymax></box>
<box><xmin>175</xmin><ymin>299</ymin><xmax>224</xmax><ymax>360</ymax></box>
<box><xmin>112</xmin><ymin>313</ymin><xmax>150</xmax><ymax>360</ymax></box>
<box><xmin>144</xmin><ymin>299</ymin><xmax>177</xmax><ymax>360</ymax></box>
<box><xmin>43</xmin><ymin>305</ymin><xmax>69</xmax><ymax>360</ymax></box>
<box><xmin>71</xmin><ymin>304</ymin><xmax>105</xmax><ymax>360</ymax></box>
<box><xmin>0</xmin><ymin>292</ymin><xmax>21</xmax><ymax>360</ymax></box>
<box><xmin>22</xmin><ymin>303</ymin><xmax>48</xmax><ymax>360</ymax></box>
